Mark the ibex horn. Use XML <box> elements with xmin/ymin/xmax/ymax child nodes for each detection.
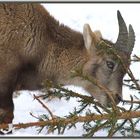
<box><xmin>127</xmin><ymin>24</ymin><xmax>135</xmax><ymax>55</ymax></box>
<box><xmin>115</xmin><ymin>10</ymin><xmax>129</xmax><ymax>53</ymax></box>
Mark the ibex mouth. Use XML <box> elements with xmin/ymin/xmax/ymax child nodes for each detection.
<box><xmin>105</xmin><ymin>93</ymin><xmax>122</xmax><ymax>107</ymax></box>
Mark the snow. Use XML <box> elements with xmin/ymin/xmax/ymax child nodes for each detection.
<box><xmin>1</xmin><ymin>3</ymin><xmax>140</xmax><ymax>136</ymax></box>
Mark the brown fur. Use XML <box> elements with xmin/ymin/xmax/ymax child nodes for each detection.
<box><xmin>0</xmin><ymin>4</ymin><xmax>133</xmax><ymax>124</ymax></box>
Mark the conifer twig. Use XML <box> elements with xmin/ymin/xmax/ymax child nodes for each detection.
<box><xmin>30</xmin><ymin>112</ymin><xmax>40</xmax><ymax>120</ymax></box>
<box><xmin>34</xmin><ymin>94</ymin><xmax>54</xmax><ymax>119</ymax></box>
<box><xmin>122</xmin><ymin>99</ymin><xmax>140</xmax><ymax>104</ymax></box>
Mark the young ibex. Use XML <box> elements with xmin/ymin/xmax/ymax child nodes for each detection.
<box><xmin>0</xmin><ymin>4</ymin><xmax>135</xmax><ymax>125</ymax></box>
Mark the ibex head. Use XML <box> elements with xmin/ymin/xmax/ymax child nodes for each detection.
<box><xmin>82</xmin><ymin>10</ymin><xmax>135</xmax><ymax>106</ymax></box>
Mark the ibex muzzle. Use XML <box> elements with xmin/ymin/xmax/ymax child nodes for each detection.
<box><xmin>0</xmin><ymin>4</ymin><xmax>135</xmax><ymax>126</ymax></box>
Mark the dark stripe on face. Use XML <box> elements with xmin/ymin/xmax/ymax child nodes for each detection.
<box><xmin>92</xmin><ymin>64</ymin><xmax>99</xmax><ymax>78</ymax></box>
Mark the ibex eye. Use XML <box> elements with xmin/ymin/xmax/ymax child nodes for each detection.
<box><xmin>106</xmin><ymin>61</ymin><xmax>115</xmax><ymax>70</ymax></box>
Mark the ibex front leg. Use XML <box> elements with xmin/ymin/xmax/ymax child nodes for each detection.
<box><xmin>0</xmin><ymin>89</ymin><xmax>14</xmax><ymax>134</ymax></box>
<box><xmin>0</xmin><ymin>61</ymin><xmax>19</xmax><ymax>134</ymax></box>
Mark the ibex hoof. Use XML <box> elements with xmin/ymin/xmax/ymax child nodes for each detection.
<box><xmin>0</xmin><ymin>124</ymin><xmax>13</xmax><ymax>135</ymax></box>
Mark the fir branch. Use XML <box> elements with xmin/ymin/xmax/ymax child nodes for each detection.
<box><xmin>34</xmin><ymin>94</ymin><xmax>54</xmax><ymax>119</ymax></box>
<box><xmin>108</xmin><ymin>120</ymin><xmax>116</xmax><ymax>137</ymax></box>
<box><xmin>108</xmin><ymin>119</ymin><xmax>128</xmax><ymax>137</ymax></box>
<box><xmin>44</xmin><ymin>85</ymin><xmax>111</xmax><ymax>114</ymax></box>
<box><xmin>1</xmin><ymin>111</ymin><xmax>140</xmax><ymax>131</ymax></box>
<box><xmin>132</xmin><ymin>55</ymin><xmax>140</xmax><ymax>62</ymax></box>
<box><xmin>83</xmin><ymin>120</ymin><xmax>109</xmax><ymax>137</ymax></box>
<box><xmin>126</xmin><ymin>67</ymin><xmax>140</xmax><ymax>91</ymax></box>
<box><xmin>129</xmin><ymin>119</ymin><xmax>135</xmax><ymax>137</ymax></box>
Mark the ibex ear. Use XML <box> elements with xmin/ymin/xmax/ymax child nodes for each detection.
<box><xmin>94</xmin><ymin>30</ymin><xmax>102</xmax><ymax>40</ymax></box>
<box><xmin>83</xmin><ymin>24</ymin><xmax>93</xmax><ymax>51</ymax></box>
<box><xmin>83</xmin><ymin>24</ymin><xmax>102</xmax><ymax>54</ymax></box>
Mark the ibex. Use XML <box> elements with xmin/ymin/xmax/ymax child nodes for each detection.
<box><xmin>0</xmin><ymin>3</ymin><xmax>135</xmax><ymax>126</ymax></box>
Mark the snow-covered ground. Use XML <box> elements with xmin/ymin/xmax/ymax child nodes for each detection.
<box><xmin>2</xmin><ymin>3</ymin><xmax>140</xmax><ymax>137</ymax></box>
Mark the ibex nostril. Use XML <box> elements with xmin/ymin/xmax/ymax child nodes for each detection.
<box><xmin>116</xmin><ymin>94</ymin><xmax>122</xmax><ymax>102</ymax></box>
